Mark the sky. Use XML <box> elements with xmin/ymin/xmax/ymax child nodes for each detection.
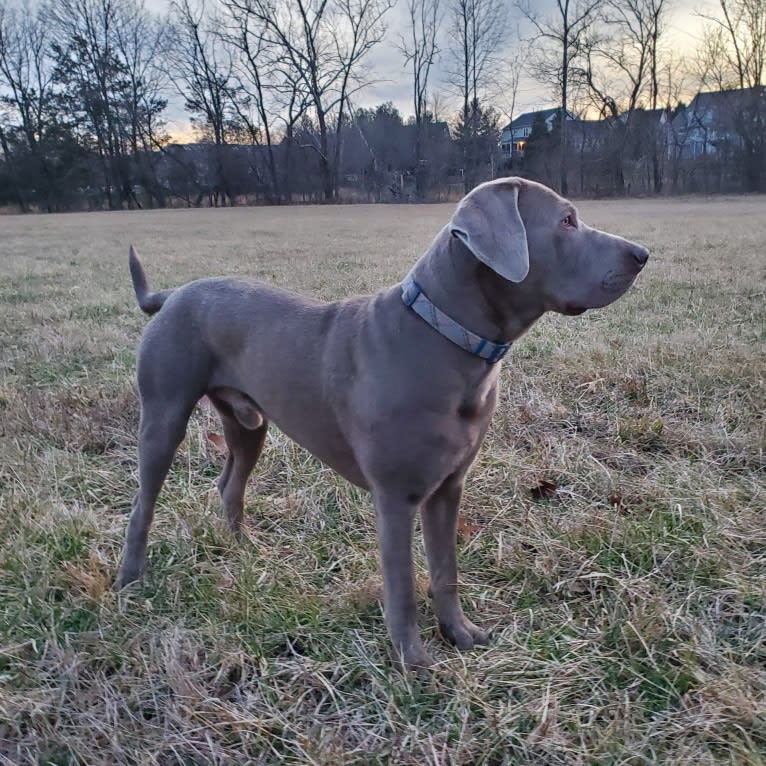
<box><xmin>153</xmin><ymin>0</ymin><xmax>714</xmax><ymax>139</ymax></box>
<box><xmin>358</xmin><ymin>0</ymin><xmax>709</xmax><ymax>117</ymax></box>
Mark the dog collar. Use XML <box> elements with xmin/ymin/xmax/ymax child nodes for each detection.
<box><xmin>401</xmin><ymin>273</ymin><xmax>512</xmax><ymax>364</ymax></box>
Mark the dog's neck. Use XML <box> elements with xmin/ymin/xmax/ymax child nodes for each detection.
<box><xmin>411</xmin><ymin>227</ymin><xmax>544</xmax><ymax>344</ymax></box>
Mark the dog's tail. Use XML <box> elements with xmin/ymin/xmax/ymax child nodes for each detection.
<box><xmin>129</xmin><ymin>245</ymin><xmax>175</xmax><ymax>316</ymax></box>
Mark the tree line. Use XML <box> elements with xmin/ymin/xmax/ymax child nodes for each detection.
<box><xmin>0</xmin><ymin>0</ymin><xmax>763</xmax><ymax>211</ymax></box>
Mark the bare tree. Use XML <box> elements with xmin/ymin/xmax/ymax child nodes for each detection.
<box><xmin>113</xmin><ymin>0</ymin><xmax>170</xmax><ymax>205</ymax></box>
<box><xmin>274</xmin><ymin>66</ymin><xmax>312</xmax><ymax>201</ymax></box>
<box><xmin>46</xmin><ymin>0</ymin><xmax>168</xmax><ymax>209</ymax></box>
<box><xmin>644</xmin><ymin>0</ymin><xmax>670</xmax><ymax>191</ymax></box>
<box><xmin>398</xmin><ymin>0</ymin><xmax>441</xmax><ymax>197</ymax></box>
<box><xmin>697</xmin><ymin>0</ymin><xmax>764</xmax><ymax>89</ymax></box>
<box><xmin>170</xmin><ymin>0</ymin><xmax>234</xmax><ymax>145</ymax></box>
<box><xmin>492</xmin><ymin>49</ymin><xmax>525</xmax><ymax>131</ymax></box>
<box><xmin>238</xmin><ymin>0</ymin><xmax>393</xmax><ymax>201</ymax></box>
<box><xmin>446</xmin><ymin>0</ymin><xmax>506</xmax><ymax>191</ymax></box>
<box><xmin>0</xmin><ymin>3</ymin><xmax>52</xmax><ymax>153</ymax></box>
<box><xmin>516</xmin><ymin>0</ymin><xmax>603</xmax><ymax>195</ymax></box>
<box><xmin>446</xmin><ymin>0</ymin><xmax>506</xmax><ymax>114</ymax></box>
<box><xmin>47</xmin><ymin>0</ymin><xmax>126</xmax><ymax>208</ymax></box>
<box><xmin>693</xmin><ymin>23</ymin><xmax>734</xmax><ymax>91</ymax></box>
<box><xmin>170</xmin><ymin>0</ymin><xmax>240</xmax><ymax>205</ymax></box>
<box><xmin>0</xmin><ymin>0</ymin><xmax>56</xmax><ymax>209</ymax></box>
<box><xmin>576</xmin><ymin>0</ymin><xmax>670</xmax><ymax>191</ymax></box>
<box><xmin>219</xmin><ymin>0</ymin><xmax>281</xmax><ymax>201</ymax></box>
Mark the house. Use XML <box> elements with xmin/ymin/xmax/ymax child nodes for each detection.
<box><xmin>671</xmin><ymin>87</ymin><xmax>766</xmax><ymax>159</ymax></box>
<box><xmin>500</xmin><ymin>108</ymin><xmax>575</xmax><ymax>156</ymax></box>
<box><xmin>603</xmin><ymin>108</ymin><xmax>671</xmax><ymax>157</ymax></box>
<box><xmin>567</xmin><ymin>118</ymin><xmax>608</xmax><ymax>153</ymax></box>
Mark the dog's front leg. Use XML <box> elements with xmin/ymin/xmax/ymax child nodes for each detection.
<box><xmin>374</xmin><ymin>491</ymin><xmax>434</xmax><ymax>670</ymax></box>
<box><xmin>421</xmin><ymin>479</ymin><xmax>490</xmax><ymax>650</ymax></box>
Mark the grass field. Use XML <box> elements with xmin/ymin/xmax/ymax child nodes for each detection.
<box><xmin>1</xmin><ymin>196</ymin><xmax>764</xmax><ymax>765</ymax></box>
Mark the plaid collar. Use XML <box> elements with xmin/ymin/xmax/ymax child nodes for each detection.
<box><xmin>401</xmin><ymin>272</ymin><xmax>512</xmax><ymax>364</ymax></box>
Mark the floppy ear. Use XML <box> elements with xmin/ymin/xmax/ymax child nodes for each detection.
<box><xmin>449</xmin><ymin>179</ymin><xmax>530</xmax><ymax>282</ymax></box>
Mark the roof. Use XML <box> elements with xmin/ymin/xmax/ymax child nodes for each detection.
<box><xmin>604</xmin><ymin>108</ymin><xmax>668</xmax><ymax>127</ymax></box>
<box><xmin>504</xmin><ymin>108</ymin><xmax>563</xmax><ymax>131</ymax></box>
<box><xmin>502</xmin><ymin>108</ymin><xmax>579</xmax><ymax>132</ymax></box>
<box><xmin>671</xmin><ymin>86</ymin><xmax>765</xmax><ymax>131</ymax></box>
<box><xmin>681</xmin><ymin>86</ymin><xmax>765</xmax><ymax>115</ymax></box>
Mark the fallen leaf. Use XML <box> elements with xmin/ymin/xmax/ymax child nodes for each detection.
<box><xmin>530</xmin><ymin>479</ymin><xmax>558</xmax><ymax>500</ymax></box>
<box><xmin>458</xmin><ymin>515</ymin><xmax>482</xmax><ymax>541</ymax></box>
<box><xmin>609</xmin><ymin>493</ymin><xmax>625</xmax><ymax>509</ymax></box>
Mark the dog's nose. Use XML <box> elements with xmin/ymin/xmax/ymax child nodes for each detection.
<box><xmin>629</xmin><ymin>244</ymin><xmax>649</xmax><ymax>268</ymax></box>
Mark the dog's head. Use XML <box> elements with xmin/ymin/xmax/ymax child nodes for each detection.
<box><xmin>449</xmin><ymin>177</ymin><xmax>649</xmax><ymax>315</ymax></box>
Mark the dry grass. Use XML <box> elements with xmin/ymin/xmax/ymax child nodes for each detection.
<box><xmin>1</xmin><ymin>197</ymin><xmax>765</xmax><ymax>765</ymax></box>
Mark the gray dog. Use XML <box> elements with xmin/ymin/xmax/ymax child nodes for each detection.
<box><xmin>116</xmin><ymin>177</ymin><xmax>648</xmax><ymax>669</ymax></box>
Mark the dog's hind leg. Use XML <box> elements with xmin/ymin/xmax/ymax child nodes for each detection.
<box><xmin>208</xmin><ymin>388</ymin><xmax>269</xmax><ymax>533</ymax></box>
<box><xmin>115</xmin><ymin>396</ymin><xmax>197</xmax><ymax>589</ymax></box>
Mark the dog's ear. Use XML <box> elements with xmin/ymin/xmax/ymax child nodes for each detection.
<box><xmin>449</xmin><ymin>179</ymin><xmax>530</xmax><ymax>283</ymax></box>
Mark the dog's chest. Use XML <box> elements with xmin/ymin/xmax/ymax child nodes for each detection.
<box><xmin>454</xmin><ymin>377</ymin><xmax>498</xmax><ymax>445</ymax></box>
<box><xmin>459</xmin><ymin>366</ymin><xmax>499</xmax><ymax>419</ymax></box>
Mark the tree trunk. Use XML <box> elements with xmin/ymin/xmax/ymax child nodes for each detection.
<box><xmin>560</xmin><ymin>27</ymin><xmax>569</xmax><ymax>196</ymax></box>
<box><xmin>317</xmin><ymin>108</ymin><xmax>334</xmax><ymax>201</ymax></box>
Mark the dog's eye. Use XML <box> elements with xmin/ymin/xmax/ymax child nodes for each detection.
<box><xmin>562</xmin><ymin>214</ymin><xmax>576</xmax><ymax>228</ymax></box>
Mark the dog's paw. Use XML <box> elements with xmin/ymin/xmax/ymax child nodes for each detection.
<box><xmin>114</xmin><ymin>564</ymin><xmax>144</xmax><ymax>591</ymax></box>
<box><xmin>391</xmin><ymin>638</ymin><xmax>436</xmax><ymax>672</ymax></box>
<box><xmin>402</xmin><ymin>647</ymin><xmax>436</xmax><ymax>672</ymax></box>
<box><xmin>438</xmin><ymin>617</ymin><xmax>490</xmax><ymax>650</ymax></box>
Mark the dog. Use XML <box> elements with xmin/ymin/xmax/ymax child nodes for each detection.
<box><xmin>116</xmin><ymin>177</ymin><xmax>649</xmax><ymax>669</ymax></box>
